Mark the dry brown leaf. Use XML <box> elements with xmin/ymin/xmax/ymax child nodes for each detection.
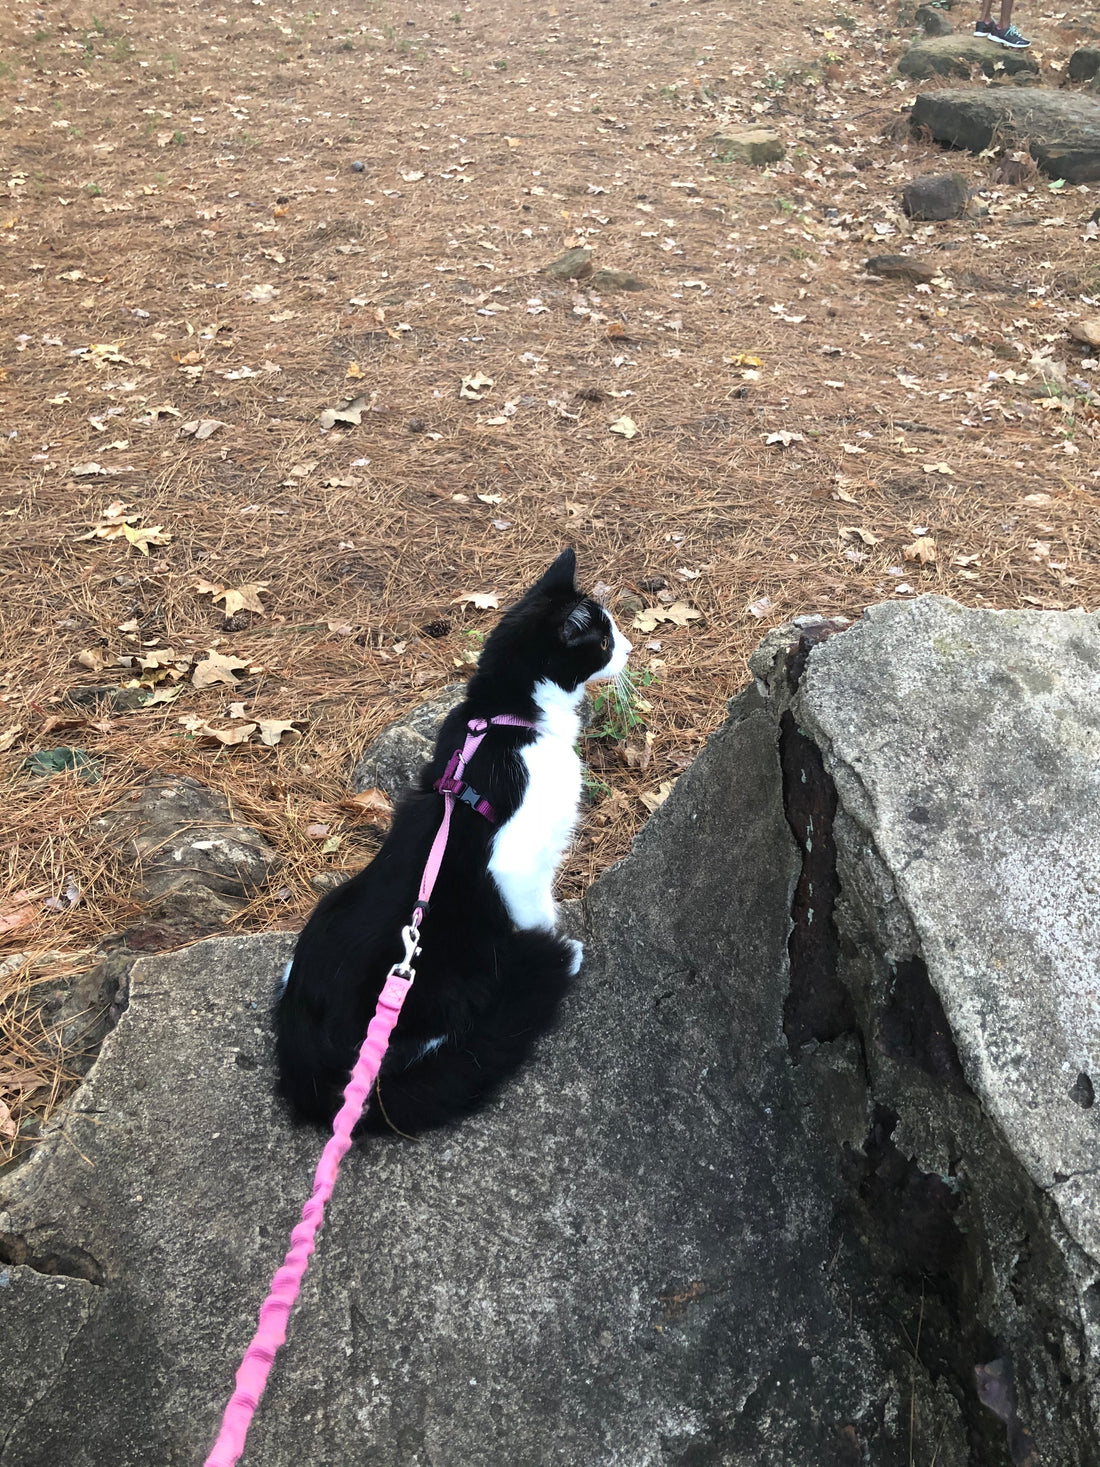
<box><xmin>840</xmin><ymin>526</ymin><xmax>881</xmax><ymax>546</ymax></box>
<box><xmin>639</xmin><ymin>780</ymin><xmax>676</xmax><ymax>814</ymax></box>
<box><xmin>191</xmin><ymin>650</ymin><xmax>249</xmax><ymax>690</ymax></box>
<box><xmin>180</xmin><ymin>418</ymin><xmax>227</xmax><ymax>441</ymax></box>
<box><xmin>122</xmin><ymin>523</ymin><xmax>172</xmax><ymax>556</ymax></box>
<box><xmin>609</xmin><ymin>415</ymin><xmax>638</xmax><ymax>439</ymax></box>
<box><xmin>319</xmin><ymin>395</ymin><xmax>368</xmax><ymax>430</ymax></box>
<box><xmin>903</xmin><ymin>536</ymin><xmax>937</xmax><ymax>565</ymax></box>
<box><xmin>459</xmin><ymin>372</ymin><xmax>494</xmax><ymax>401</ymax></box>
<box><xmin>632</xmin><ymin>602</ymin><xmax>702</xmax><ymax>633</ymax></box>
<box><xmin>0</xmin><ymin>889</ymin><xmax>45</xmax><ymax>935</ymax></box>
<box><xmin>340</xmin><ymin>787</ymin><xmax>394</xmax><ymax>824</ymax></box>
<box><xmin>214</xmin><ymin>584</ymin><xmax>268</xmax><ymax>617</ymax></box>
<box><xmin>0</xmin><ymin>724</ymin><xmax>22</xmax><ymax>753</ymax></box>
<box><xmin>256</xmin><ymin>718</ymin><xmax>301</xmax><ymax>746</ymax></box>
<box><xmin>455</xmin><ymin>592</ymin><xmax>499</xmax><ymax>610</ymax></box>
<box><xmin>179</xmin><ymin>714</ymin><xmax>257</xmax><ymax>745</ymax></box>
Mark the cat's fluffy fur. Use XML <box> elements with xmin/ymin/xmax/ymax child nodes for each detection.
<box><xmin>275</xmin><ymin>549</ymin><xmax>631</xmax><ymax>1137</ymax></box>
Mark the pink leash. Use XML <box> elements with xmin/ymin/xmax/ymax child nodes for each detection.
<box><xmin>204</xmin><ymin>714</ymin><xmax>533</xmax><ymax>1467</ymax></box>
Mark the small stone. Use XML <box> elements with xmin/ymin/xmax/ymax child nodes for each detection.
<box><xmin>1069</xmin><ymin>317</ymin><xmax>1100</xmax><ymax>349</ymax></box>
<box><xmin>640</xmin><ymin>575</ymin><xmax>669</xmax><ymax>593</ymax></box>
<box><xmin>350</xmin><ymin>160</ymin><xmax>366</xmax><ymax>173</ymax></box>
<box><xmin>915</xmin><ymin>4</ymin><xmax>954</xmax><ymax>35</ymax></box>
<box><xmin>541</xmin><ymin>247</ymin><xmax>593</xmax><ymax>282</ymax></box>
<box><xmin>706</xmin><ymin>127</ymin><xmax>786</xmax><ymax>167</ymax></box>
<box><xmin>901</xmin><ymin>172</ymin><xmax>970</xmax><ymax>221</ymax></box>
<box><xmin>617</xmin><ymin>593</ymin><xmax>645</xmax><ymax>616</ymax></box>
<box><xmin>865</xmin><ymin>254</ymin><xmax>939</xmax><ymax>284</ymax></box>
<box><xmin>1068</xmin><ymin>46</ymin><xmax>1100</xmax><ymax>83</ymax></box>
<box><xmin>407</xmin><ymin>417</ymin><xmax>427</xmax><ymax>433</ymax></box>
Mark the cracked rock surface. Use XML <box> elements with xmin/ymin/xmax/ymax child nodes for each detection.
<box><xmin>1</xmin><ymin>596</ymin><xmax>1097</xmax><ymax>1465</ymax></box>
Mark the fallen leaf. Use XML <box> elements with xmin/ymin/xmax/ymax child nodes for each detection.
<box><xmin>76</xmin><ymin>648</ymin><xmax>106</xmax><ymax>673</ymax></box>
<box><xmin>0</xmin><ymin>725</ymin><xmax>22</xmax><ymax>753</ymax></box>
<box><xmin>0</xmin><ymin>889</ymin><xmax>45</xmax><ymax>935</ymax></box>
<box><xmin>179</xmin><ymin>714</ymin><xmax>257</xmax><ymax>745</ymax></box>
<box><xmin>0</xmin><ymin>1099</ymin><xmax>15</xmax><ymax>1140</ymax></box>
<box><xmin>639</xmin><ymin>780</ymin><xmax>676</xmax><ymax>814</ymax></box>
<box><xmin>346</xmin><ymin>361</ymin><xmax>366</xmax><ymax>380</ymax></box>
<box><xmin>180</xmin><ymin>418</ymin><xmax>227</xmax><ymax>441</ymax></box>
<box><xmin>903</xmin><ymin>536</ymin><xmax>937</xmax><ymax>565</ymax></box>
<box><xmin>122</xmin><ymin>523</ymin><xmax>172</xmax><ymax>556</ymax></box>
<box><xmin>305</xmin><ymin>822</ymin><xmax>331</xmax><ymax>839</ymax></box>
<box><xmin>249</xmin><ymin>283</ymin><xmax>278</xmax><ymax>304</ymax></box>
<box><xmin>340</xmin><ymin>787</ymin><xmax>393</xmax><ymax>824</ymax></box>
<box><xmin>922</xmin><ymin>462</ymin><xmax>954</xmax><ymax>476</ymax></box>
<box><xmin>143</xmin><ymin>685</ymin><xmax>185</xmax><ymax>706</ymax></box>
<box><xmin>455</xmin><ymin>592</ymin><xmax>499</xmax><ymax>610</ymax></box>
<box><xmin>609</xmin><ymin>415</ymin><xmax>638</xmax><ymax>439</ymax></box>
<box><xmin>459</xmin><ymin>372</ymin><xmax>494</xmax><ymax>401</ymax></box>
<box><xmin>213</xmin><ymin>583</ymin><xmax>268</xmax><ymax>617</ymax></box>
<box><xmin>71</xmin><ymin>462</ymin><xmax>107</xmax><ymax>478</ymax></box>
<box><xmin>256</xmin><ymin>718</ymin><xmax>301</xmax><ymax>746</ymax></box>
<box><xmin>319</xmin><ymin>395</ymin><xmax>368</xmax><ymax>430</ymax></box>
<box><xmin>840</xmin><ymin>526</ymin><xmax>881</xmax><ymax>546</ymax></box>
<box><xmin>632</xmin><ymin>602</ymin><xmax>702</xmax><ymax>633</ymax></box>
<box><xmin>191</xmin><ymin>650</ymin><xmax>249</xmax><ymax>690</ymax></box>
<box><xmin>765</xmin><ymin>431</ymin><xmax>804</xmax><ymax>447</ymax></box>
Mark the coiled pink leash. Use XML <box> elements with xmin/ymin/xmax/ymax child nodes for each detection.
<box><xmin>203</xmin><ymin>714</ymin><xmax>533</xmax><ymax>1467</ymax></box>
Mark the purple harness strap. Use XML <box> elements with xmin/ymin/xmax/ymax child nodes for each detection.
<box><xmin>203</xmin><ymin>713</ymin><xmax>533</xmax><ymax>1467</ymax></box>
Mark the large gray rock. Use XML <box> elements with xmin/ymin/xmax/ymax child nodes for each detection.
<box><xmin>350</xmin><ymin>684</ymin><xmax>465</xmax><ymax>796</ymax></box>
<box><xmin>912</xmin><ymin>87</ymin><xmax>1100</xmax><ymax>182</ymax></box>
<box><xmin>2</xmin><ymin>597</ymin><xmax>1098</xmax><ymax>1465</ymax></box>
<box><xmin>898</xmin><ymin>34</ymin><xmax>1039</xmax><ymax>79</ymax></box>
<box><xmin>93</xmin><ymin>774</ymin><xmax>277</xmax><ymax>908</ymax></box>
<box><xmin>1068</xmin><ymin>45</ymin><xmax>1100</xmax><ymax>83</ymax></box>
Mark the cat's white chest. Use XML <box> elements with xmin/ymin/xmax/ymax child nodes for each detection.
<box><xmin>488</xmin><ymin>681</ymin><xmax>583</xmax><ymax>931</ymax></box>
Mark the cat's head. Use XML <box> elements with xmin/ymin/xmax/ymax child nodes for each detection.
<box><xmin>477</xmin><ymin>549</ymin><xmax>631</xmax><ymax>695</ymax></box>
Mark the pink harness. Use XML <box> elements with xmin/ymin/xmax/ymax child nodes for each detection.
<box><xmin>203</xmin><ymin>714</ymin><xmax>534</xmax><ymax>1467</ymax></box>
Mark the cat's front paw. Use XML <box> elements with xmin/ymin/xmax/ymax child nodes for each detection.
<box><xmin>564</xmin><ymin>937</ymin><xmax>584</xmax><ymax>977</ymax></box>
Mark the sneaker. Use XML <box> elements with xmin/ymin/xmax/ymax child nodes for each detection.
<box><xmin>973</xmin><ymin>18</ymin><xmax>996</xmax><ymax>35</ymax></box>
<box><xmin>990</xmin><ymin>22</ymin><xmax>1031</xmax><ymax>45</ymax></box>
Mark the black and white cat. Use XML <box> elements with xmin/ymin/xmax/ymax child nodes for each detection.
<box><xmin>275</xmin><ymin>549</ymin><xmax>631</xmax><ymax>1137</ymax></box>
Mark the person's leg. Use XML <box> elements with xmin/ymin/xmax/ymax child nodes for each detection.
<box><xmin>998</xmin><ymin>0</ymin><xmax>1013</xmax><ymax>26</ymax></box>
<box><xmin>975</xmin><ymin>0</ymin><xmax>995</xmax><ymax>35</ymax></box>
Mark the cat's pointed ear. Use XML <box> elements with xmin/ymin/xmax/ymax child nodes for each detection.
<box><xmin>532</xmin><ymin>548</ymin><xmax>577</xmax><ymax>597</ymax></box>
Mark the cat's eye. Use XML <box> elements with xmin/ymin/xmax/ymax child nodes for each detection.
<box><xmin>600</xmin><ymin>636</ymin><xmax>609</xmax><ymax>651</ymax></box>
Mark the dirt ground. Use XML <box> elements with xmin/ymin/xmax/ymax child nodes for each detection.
<box><xmin>1</xmin><ymin>0</ymin><xmax>1098</xmax><ymax>1147</ymax></box>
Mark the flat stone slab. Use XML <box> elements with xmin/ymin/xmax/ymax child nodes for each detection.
<box><xmin>912</xmin><ymin>86</ymin><xmax>1100</xmax><ymax>182</ymax></box>
<box><xmin>705</xmin><ymin>127</ymin><xmax>786</xmax><ymax>165</ymax></box>
<box><xmin>898</xmin><ymin>34</ymin><xmax>1039</xmax><ymax>79</ymax></box>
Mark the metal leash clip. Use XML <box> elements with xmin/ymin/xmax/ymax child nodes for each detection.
<box><xmin>393</xmin><ymin>921</ymin><xmax>422</xmax><ymax>979</ymax></box>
